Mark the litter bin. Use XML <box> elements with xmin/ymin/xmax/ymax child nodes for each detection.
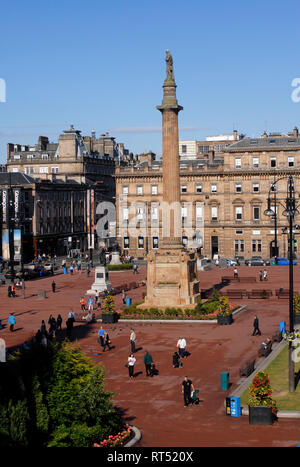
<box><xmin>63</xmin><ymin>267</ymin><xmax>67</xmax><ymax>275</ymax></box>
<box><xmin>126</xmin><ymin>297</ymin><xmax>132</xmax><ymax>307</ymax></box>
<box><xmin>230</xmin><ymin>397</ymin><xmax>241</xmax><ymax>417</ymax></box>
<box><xmin>221</xmin><ymin>371</ymin><xmax>229</xmax><ymax>390</ymax></box>
<box><xmin>279</xmin><ymin>321</ymin><xmax>286</xmax><ymax>335</ymax></box>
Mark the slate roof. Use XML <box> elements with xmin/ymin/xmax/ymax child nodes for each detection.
<box><xmin>0</xmin><ymin>172</ymin><xmax>35</xmax><ymax>186</ymax></box>
<box><xmin>225</xmin><ymin>136</ymin><xmax>300</xmax><ymax>152</ymax></box>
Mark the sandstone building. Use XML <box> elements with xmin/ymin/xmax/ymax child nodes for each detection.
<box><xmin>115</xmin><ymin>127</ymin><xmax>300</xmax><ymax>261</ymax></box>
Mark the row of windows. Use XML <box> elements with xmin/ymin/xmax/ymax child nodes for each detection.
<box><xmin>121</xmin><ymin>205</ymin><xmax>261</xmax><ymax>222</ymax></box>
<box><xmin>235</xmin><ymin>156</ymin><xmax>295</xmax><ymax>168</ymax></box>
<box><xmin>122</xmin><ymin>236</ymin><xmax>264</xmax><ymax>252</ymax></box>
<box><xmin>12</xmin><ymin>167</ymin><xmax>59</xmax><ymax>174</ymax></box>
<box><xmin>123</xmin><ymin>183</ymin><xmax>277</xmax><ymax>195</ymax></box>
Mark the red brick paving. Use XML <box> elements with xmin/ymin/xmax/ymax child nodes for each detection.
<box><xmin>1</xmin><ymin>264</ymin><xmax>300</xmax><ymax>447</ymax></box>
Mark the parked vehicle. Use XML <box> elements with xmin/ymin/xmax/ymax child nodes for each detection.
<box><xmin>245</xmin><ymin>256</ymin><xmax>270</xmax><ymax>266</ymax></box>
<box><xmin>24</xmin><ymin>263</ymin><xmax>37</xmax><ymax>270</ymax></box>
<box><xmin>276</xmin><ymin>257</ymin><xmax>296</xmax><ymax>265</ymax></box>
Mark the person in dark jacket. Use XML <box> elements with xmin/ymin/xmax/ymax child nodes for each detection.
<box><xmin>252</xmin><ymin>315</ymin><xmax>261</xmax><ymax>336</ymax></box>
<box><xmin>144</xmin><ymin>350</ymin><xmax>153</xmax><ymax>376</ymax></box>
<box><xmin>56</xmin><ymin>314</ymin><xmax>62</xmax><ymax>331</ymax></box>
<box><xmin>66</xmin><ymin>317</ymin><xmax>74</xmax><ymax>340</ymax></box>
<box><xmin>173</xmin><ymin>351</ymin><xmax>182</xmax><ymax>368</ymax></box>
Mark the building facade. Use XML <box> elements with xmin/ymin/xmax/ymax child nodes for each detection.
<box><xmin>115</xmin><ymin>128</ymin><xmax>300</xmax><ymax>261</ymax></box>
<box><xmin>3</xmin><ymin>127</ymin><xmax>132</xmax><ymax>260</ymax></box>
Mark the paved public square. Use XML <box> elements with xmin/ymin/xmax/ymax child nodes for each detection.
<box><xmin>1</xmin><ymin>264</ymin><xmax>300</xmax><ymax>447</ymax></box>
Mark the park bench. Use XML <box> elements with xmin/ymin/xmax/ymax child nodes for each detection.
<box><xmin>221</xmin><ymin>276</ymin><xmax>239</xmax><ymax>284</ymax></box>
<box><xmin>248</xmin><ymin>289</ymin><xmax>272</xmax><ymax>299</ymax></box>
<box><xmin>74</xmin><ymin>312</ymin><xmax>96</xmax><ymax>322</ymax></box>
<box><xmin>239</xmin><ymin>359</ymin><xmax>255</xmax><ymax>377</ymax></box>
<box><xmin>275</xmin><ymin>289</ymin><xmax>299</xmax><ymax>299</ymax></box>
<box><xmin>238</xmin><ymin>277</ymin><xmax>256</xmax><ymax>283</ymax></box>
<box><xmin>258</xmin><ymin>340</ymin><xmax>272</xmax><ymax>357</ymax></box>
<box><xmin>225</xmin><ymin>289</ymin><xmax>244</xmax><ymax>299</ymax></box>
<box><xmin>226</xmin><ymin>288</ymin><xmax>248</xmax><ymax>298</ymax></box>
<box><xmin>272</xmin><ymin>330</ymin><xmax>282</xmax><ymax>343</ymax></box>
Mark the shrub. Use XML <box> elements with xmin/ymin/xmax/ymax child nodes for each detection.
<box><xmin>107</xmin><ymin>264</ymin><xmax>133</xmax><ymax>271</ymax></box>
<box><xmin>0</xmin><ymin>340</ymin><xmax>125</xmax><ymax>447</ymax></box>
<box><xmin>103</xmin><ymin>295</ymin><xmax>115</xmax><ymax>313</ymax></box>
<box><xmin>294</xmin><ymin>294</ymin><xmax>300</xmax><ymax>314</ymax></box>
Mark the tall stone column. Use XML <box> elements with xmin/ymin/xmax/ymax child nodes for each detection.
<box><xmin>157</xmin><ymin>52</ymin><xmax>183</xmax><ymax>249</ymax></box>
<box><xmin>140</xmin><ymin>51</ymin><xmax>200</xmax><ymax>310</ymax></box>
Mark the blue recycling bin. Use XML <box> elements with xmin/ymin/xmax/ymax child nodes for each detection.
<box><xmin>230</xmin><ymin>397</ymin><xmax>241</xmax><ymax>417</ymax></box>
<box><xmin>126</xmin><ymin>297</ymin><xmax>132</xmax><ymax>307</ymax></box>
<box><xmin>279</xmin><ymin>321</ymin><xmax>286</xmax><ymax>335</ymax></box>
<box><xmin>63</xmin><ymin>267</ymin><xmax>67</xmax><ymax>274</ymax></box>
<box><xmin>221</xmin><ymin>371</ymin><xmax>229</xmax><ymax>390</ymax></box>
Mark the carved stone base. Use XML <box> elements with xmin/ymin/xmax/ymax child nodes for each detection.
<box><xmin>140</xmin><ymin>248</ymin><xmax>200</xmax><ymax>309</ymax></box>
<box><xmin>86</xmin><ymin>266</ymin><xmax>112</xmax><ymax>295</ymax></box>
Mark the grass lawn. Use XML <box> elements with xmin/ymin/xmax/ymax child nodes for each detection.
<box><xmin>240</xmin><ymin>343</ymin><xmax>300</xmax><ymax>411</ymax></box>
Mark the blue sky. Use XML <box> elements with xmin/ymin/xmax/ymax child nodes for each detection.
<box><xmin>0</xmin><ymin>0</ymin><xmax>300</xmax><ymax>163</ymax></box>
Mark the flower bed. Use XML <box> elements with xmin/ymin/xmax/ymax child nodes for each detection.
<box><xmin>119</xmin><ymin>295</ymin><xmax>239</xmax><ymax>321</ymax></box>
<box><xmin>94</xmin><ymin>424</ymin><xmax>132</xmax><ymax>447</ymax></box>
<box><xmin>247</xmin><ymin>371</ymin><xmax>277</xmax><ymax>421</ymax></box>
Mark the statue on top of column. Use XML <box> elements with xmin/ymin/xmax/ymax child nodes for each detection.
<box><xmin>165</xmin><ymin>50</ymin><xmax>174</xmax><ymax>81</ymax></box>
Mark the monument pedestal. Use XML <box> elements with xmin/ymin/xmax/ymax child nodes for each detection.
<box><xmin>109</xmin><ymin>251</ymin><xmax>122</xmax><ymax>265</ymax></box>
<box><xmin>140</xmin><ymin>249</ymin><xmax>200</xmax><ymax>309</ymax></box>
<box><xmin>86</xmin><ymin>265</ymin><xmax>112</xmax><ymax>295</ymax></box>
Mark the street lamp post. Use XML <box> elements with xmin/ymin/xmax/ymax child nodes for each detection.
<box><xmin>264</xmin><ymin>175</ymin><xmax>297</xmax><ymax>392</ymax></box>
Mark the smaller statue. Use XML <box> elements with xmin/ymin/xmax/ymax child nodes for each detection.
<box><xmin>99</xmin><ymin>247</ymin><xmax>106</xmax><ymax>266</ymax></box>
<box><xmin>165</xmin><ymin>49</ymin><xmax>174</xmax><ymax>81</ymax></box>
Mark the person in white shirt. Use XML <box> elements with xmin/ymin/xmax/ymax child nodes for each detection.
<box><xmin>127</xmin><ymin>354</ymin><xmax>136</xmax><ymax>378</ymax></box>
<box><xmin>177</xmin><ymin>337</ymin><xmax>187</xmax><ymax>358</ymax></box>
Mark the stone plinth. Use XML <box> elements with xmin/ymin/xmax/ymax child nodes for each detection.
<box><xmin>109</xmin><ymin>251</ymin><xmax>122</xmax><ymax>265</ymax></box>
<box><xmin>140</xmin><ymin>249</ymin><xmax>199</xmax><ymax>309</ymax></box>
<box><xmin>86</xmin><ymin>265</ymin><xmax>112</xmax><ymax>295</ymax></box>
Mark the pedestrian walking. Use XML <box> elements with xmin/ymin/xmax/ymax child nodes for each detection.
<box><xmin>133</xmin><ymin>263</ymin><xmax>138</xmax><ymax>274</ymax></box>
<box><xmin>233</xmin><ymin>267</ymin><xmax>238</xmax><ymax>279</ymax></box>
<box><xmin>52</xmin><ymin>280</ymin><xmax>56</xmax><ymax>293</ymax></box>
<box><xmin>181</xmin><ymin>376</ymin><xmax>195</xmax><ymax>407</ymax></box>
<box><xmin>56</xmin><ymin>314</ymin><xmax>62</xmax><ymax>331</ymax></box>
<box><xmin>68</xmin><ymin>309</ymin><xmax>75</xmax><ymax>322</ymax></box>
<box><xmin>40</xmin><ymin>319</ymin><xmax>47</xmax><ymax>335</ymax></box>
<box><xmin>103</xmin><ymin>332</ymin><xmax>112</xmax><ymax>352</ymax></box>
<box><xmin>130</xmin><ymin>328</ymin><xmax>136</xmax><ymax>353</ymax></box>
<box><xmin>252</xmin><ymin>315</ymin><xmax>261</xmax><ymax>336</ymax></box>
<box><xmin>144</xmin><ymin>350</ymin><xmax>153</xmax><ymax>376</ymax></box>
<box><xmin>263</xmin><ymin>269</ymin><xmax>268</xmax><ymax>281</ymax></box>
<box><xmin>127</xmin><ymin>354</ymin><xmax>136</xmax><ymax>378</ymax></box>
<box><xmin>98</xmin><ymin>326</ymin><xmax>105</xmax><ymax>347</ymax></box>
<box><xmin>88</xmin><ymin>296</ymin><xmax>94</xmax><ymax>311</ymax></box>
<box><xmin>11</xmin><ymin>284</ymin><xmax>16</xmax><ymax>297</ymax></box>
<box><xmin>49</xmin><ymin>316</ymin><xmax>57</xmax><ymax>340</ymax></box>
<box><xmin>8</xmin><ymin>312</ymin><xmax>16</xmax><ymax>332</ymax></box>
<box><xmin>177</xmin><ymin>337</ymin><xmax>187</xmax><ymax>358</ymax></box>
<box><xmin>80</xmin><ymin>297</ymin><xmax>86</xmax><ymax>311</ymax></box>
<box><xmin>7</xmin><ymin>285</ymin><xmax>12</xmax><ymax>297</ymax></box>
<box><xmin>96</xmin><ymin>293</ymin><xmax>101</xmax><ymax>310</ymax></box>
<box><xmin>122</xmin><ymin>290</ymin><xmax>126</xmax><ymax>305</ymax></box>
<box><xmin>259</xmin><ymin>270</ymin><xmax>263</xmax><ymax>281</ymax></box>
<box><xmin>66</xmin><ymin>316</ymin><xmax>74</xmax><ymax>340</ymax></box>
